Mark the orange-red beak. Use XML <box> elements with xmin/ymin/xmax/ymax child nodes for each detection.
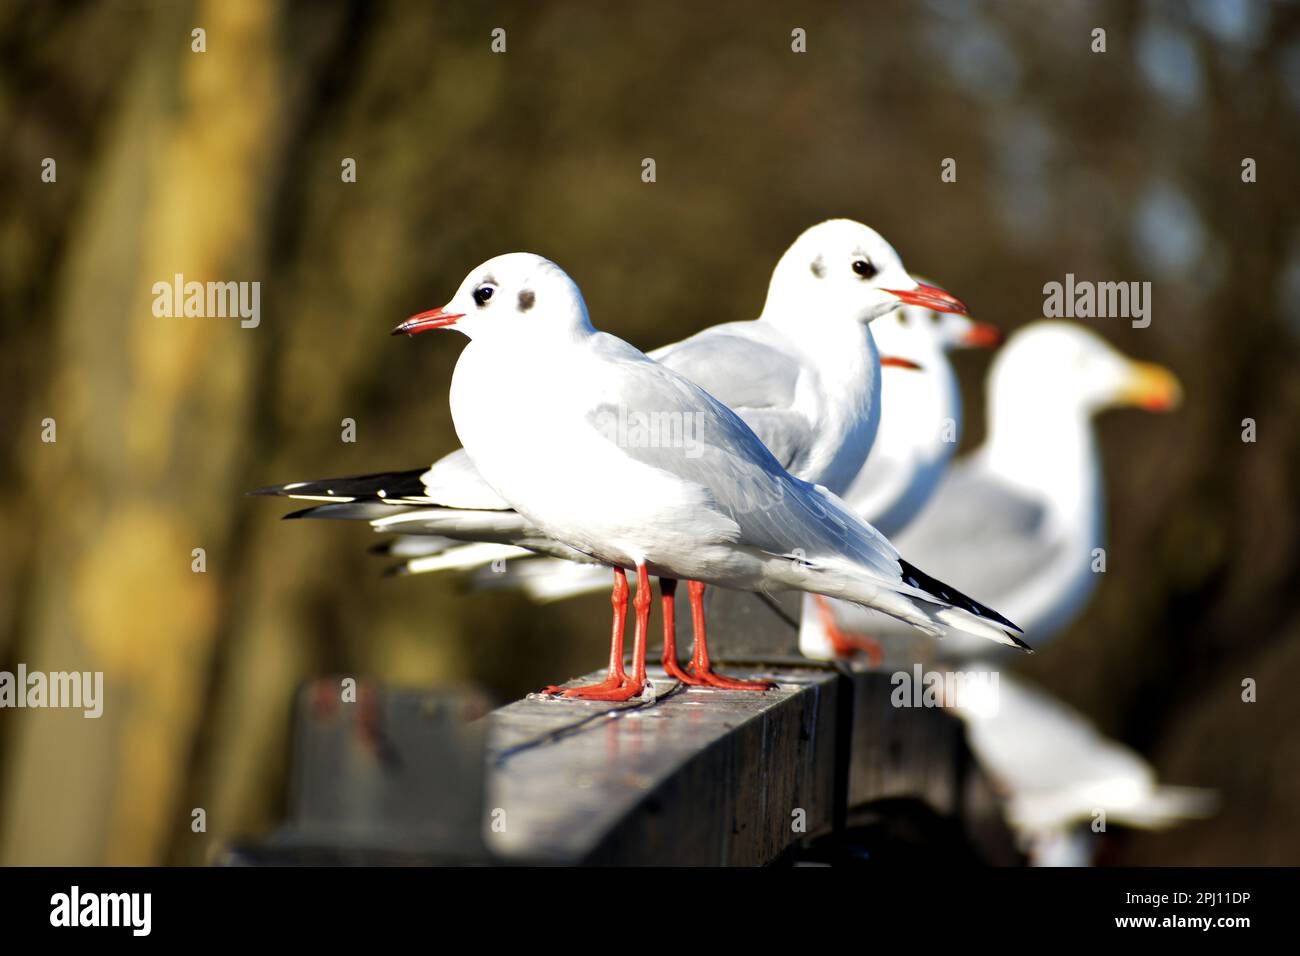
<box><xmin>961</xmin><ymin>321</ymin><xmax>1003</xmax><ymax>349</ymax></box>
<box><xmin>880</xmin><ymin>356</ymin><xmax>924</xmax><ymax>371</ymax></box>
<box><xmin>1121</xmin><ymin>361</ymin><xmax>1182</xmax><ymax>412</ymax></box>
<box><xmin>392</xmin><ymin>306</ymin><xmax>465</xmax><ymax>336</ymax></box>
<box><xmin>883</xmin><ymin>281</ymin><xmax>969</xmax><ymax>315</ymax></box>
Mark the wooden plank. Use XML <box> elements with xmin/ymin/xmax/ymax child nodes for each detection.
<box><xmin>224</xmin><ymin>660</ymin><xmax>1021</xmax><ymax>866</ymax></box>
<box><xmin>484</xmin><ymin>665</ymin><xmax>842</xmax><ymax>865</ymax></box>
<box><xmin>848</xmin><ymin>673</ymin><xmax>970</xmax><ymax>813</ymax></box>
<box><xmin>695</xmin><ymin>589</ymin><xmax>1020</xmax><ymax>863</ymax></box>
<box><xmin>230</xmin><ymin>683</ymin><xmax>495</xmax><ymax>865</ymax></box>
<box><xmin>844</xmin><ymin>672</ymin><xmax>1023</xmax><ymax>865</ymax></box>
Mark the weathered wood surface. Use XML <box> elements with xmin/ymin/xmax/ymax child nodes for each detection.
<box><xmin>223</xmin><ymin>582</ymin><xmax>1022</xmax><ymax>866</ymax></box>
<box><xmin>485</xmin><ymin>666</ymin><xmax>841</xmax><ymax>865</ymax></box>
<box><xmin>227</xmin><ymin>662</ymin><xmax>1020</xmax><ymax>866</ymax></box>
<box><xmin>230</xmin><ymin>685</ymin><xmax>494</xmax><ymax>865</ymax></box>
<box><xmin>844</xmin><ymin>674</ymin><xmax>1019</xmax><ymax>863</ymax></box>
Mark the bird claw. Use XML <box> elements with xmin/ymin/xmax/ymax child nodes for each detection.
<box><xmin>686</xmin><ymin>665</ymin><xmax>776</xmax><ymax>691</ymax></box>
<box><xmin>539</xmin><ymin>677</ymin><xmax>622</xmax><ymax>697</ymax></box>
<box><xmin>661</xmin><ymin>658</ymin><xmax>714</xmax><ymax>686</ymax></box>
<box><xmin>538</xmin><ymin>675</ymin><xmax>655</xmax><ymax>701</ymax></box>
<box><xmin>560</xmin><ymin>680</ymin><xmax>648</xmax><ymax>701</ymax></box>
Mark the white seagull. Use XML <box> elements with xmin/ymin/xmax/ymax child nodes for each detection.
<box><xmin>259</xmin><ymin>221</ymin><xmax>974</xmax><ymax>690</ymax></box>
<box><xmin>800</xmin><ymin>301</ymin><xmax>1002</xmax><ymax>662</ymax></box>
<box><xmin>948</xmin><ymin>671</ymin><xmax>1216</xmax><ymax>865</ymax></box>
<box><xmin>258</xmin><ymin>253</ymin><xmax>1025</xmax><ymax>701</ymax></box>
<box><xmin>810</xmin><ymin>321</ymin><xmax>1207</xmax><ymax>863</ymax></box>
<box><xmin>800</xmin><ymin>321</ymin><xmax>1182</xmax><ymax>661</ymax></box>
<box><xmin>469</xmin><ymin>300</ymin><xmax>1002</xmax><ymax>662</ymax></box>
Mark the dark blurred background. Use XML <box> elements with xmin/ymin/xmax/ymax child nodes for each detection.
<box><xmin>1</xmin><ymin>0</ymin><xmax>1298</xmax><ymax>865</ymax></box>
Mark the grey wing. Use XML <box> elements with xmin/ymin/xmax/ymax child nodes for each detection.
<box><xmin>650</xmin><ymin>324</ymin><xmax>809</xmax><ymax>471</ymax></box>
<box><xmin>587</xmin><ymin>335</ymin><xmax>901</xmax><ymax>582</ymax></box>
<box><xmin>843</xmin><ymin>449</ymin><xmax>922</xmax><ymax>538</ymax></box>
<box><xmin>649</xmin><ymin>323</ymin><xmax>800</xmax><ymax>411</ymax></box>
<box><xmin>889</xmin><ymin>459</ymin><xmax>1061</xmax><ymax>599</ymax></box>
<box><xmin>726</xmin><ymin>408</ymin><xmax>811</xmax><ymax>473</ymax></box>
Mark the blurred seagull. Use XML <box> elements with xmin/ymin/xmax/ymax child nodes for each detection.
<box><xmin>257</xmin><ymin>253</ymin><xmax>1024</xmax><ymax>701</ymax></box>
<box><xmin>802</xmin><ymin>321</ymin><xmax>1209</xmax><ymax>863</ymax></box>
<box><xmin>949</xmin><ymin>671</ymin><xmax>1216</xmax><ymax>865</ymax></box>
<box><xmin>799</xmin><ymin>321</ymin><xmax>1182</xmax><ymax>661</ymax></box>
<box><xmin>258</xmin><ymin>221</ymin><xmax>976</xmax><ymax>691</ymax></box>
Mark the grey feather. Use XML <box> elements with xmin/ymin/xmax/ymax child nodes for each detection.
<box><xmin>649</xmin><ymin>322</ymin><xmax>810</xmax><ymax>471</ymax></box>
<box><xmin>890</xmin><ymin>461</ymin><xmax>1060</xmax><ymax>598</ymax></box>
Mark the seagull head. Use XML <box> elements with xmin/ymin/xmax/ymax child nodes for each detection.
<box><xmin>393</xmin><ymin>253</ymin><xmax>593</xmax><ymax>342</ymax></box>
<box><xmin>872</xmin><ymin>298</ymin><xmax>1004</xmax><ymax>369</ymax></box>
<box><xmin>760</xmin><ymin>219</ymin><xmax>969</xmax><ymax>330</ymax></box>
<box><xmin>991</xmin><ymin>321</ymin><xmax>1183</xmax><ymax>416</ymax></box>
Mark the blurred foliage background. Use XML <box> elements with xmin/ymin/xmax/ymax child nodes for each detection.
<box><xmin>1</xmin><ymin>0</ymin><xmax>1299</xmax><ymax>865</ymax></box>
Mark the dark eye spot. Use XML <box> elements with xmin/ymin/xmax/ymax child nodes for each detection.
<box><xmin>810</xmin><ymin>256</ymin><xmax>825</xmax><ymax>279</ymax></box>
<box><xmin>852</xmin><ymin>259</ymin><xmax>878</xmax><ymax>279</ymax></box>
<box><xmin>517</xmin><ymin>289</ymin><xmax>535</xmax><ymax>312</ymax></box>
<box><xmin>473</xmin><ymin>284</ymin><xmax>495</xmax><ymax>307</ymax></box>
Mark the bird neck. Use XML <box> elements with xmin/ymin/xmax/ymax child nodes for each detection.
<box><xmin>981</xmin><ymin>389</ymin><xmax>1099</xmax><ymax>509</ymax></box>
<box><xmin>756</xmin><ymin>302</ymin><xmax>877</xmax><ymax>388</ymax></box>
<box><xmin>758</xmin><ymin>310</ymin><xmax>880</xmax><ymax>491</ymax></box>
<box><xmin>874</xmin><ymin>343</ymin><xmax>960</xmax><ymax>457</ymax></box>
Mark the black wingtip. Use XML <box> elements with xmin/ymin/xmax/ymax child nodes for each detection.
<box><xmin>898</xmin><ymin>558</ymin><xmax>1023</xmax><ymax>634</ymax></box>
<box><xmin>381</xmin><ymin>562</ymin><xmax>409</xmax><ymax>578</ymax></box>
<box><xmin>369</xmin><ymin>542</ymin><xmax>395</xmax><ymax>555</ymax></box>
<box><xmin>251</xmin><ymin>468</ymin><xmax>429</xmax><ymax>504</ymax></box>
<box><xmin>1006</xmin><ymin>630</ymin><xmax>1034</xmax><ymax>653</ymax></box>
<box><xmin>282</xmin><ymin>507</ymin><xmax>316</xmax><ymax>520</ymax></box>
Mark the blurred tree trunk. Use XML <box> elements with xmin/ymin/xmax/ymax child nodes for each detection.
<box><xmin>1</xmin><ymin>0</ymin><xmax>282</xmax><ymax>865</ymax></box>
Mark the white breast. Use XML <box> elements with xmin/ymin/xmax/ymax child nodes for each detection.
<box><xmin>792</xmin><ymin>320</ymin><xmax>880</xmax><ymax>494</ymax></box>
<box><xmin>448</xmin><ymin>336</ymin><xmax>729</xmax><ymax>569</ymax></box>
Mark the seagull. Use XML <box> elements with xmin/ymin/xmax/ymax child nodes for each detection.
<box><xmin>258</xmin><ymin>221</ymin><xmax>975</xmax><ymax>691</ymax></box>
<box><xmin>946</xmin><ymin>670</ymin><xmax>1216</xmax><ymax>865</ymax></box>
<box><xmin>802</xmin><ymin>321</ymin><xmax>1206</xmax><ymax>863</ymax></box>
<box><xmin>257</xmin><ymin>253</ymin><xmax>1025</xmax><ymax>701</ymax></box>
<box><xmin>463</xmin><ymin>300</ymin><xmax>1002</xmax><ymax>663</ymax></box>
<box><xmin>800</xmin><ymin>301</ymin><xmax>1003</xmax><ymax>662</ymax></box>
<box><xmin>799</xmin><ymin>320</ymin><xmax>1182</xmax><ymax>661</ymax></box>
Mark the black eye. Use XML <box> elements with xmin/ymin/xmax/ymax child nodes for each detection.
<box><xmin>473</xmin><ymin>284</ymin><xmax>495</xmax><ymax>307</ymax></box>
<box><xmin>852</xmin><ymin>259</ymin><xmax>878</xmax><ymax>279</ymax></box>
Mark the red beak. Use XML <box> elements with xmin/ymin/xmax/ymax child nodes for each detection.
<box><xmin>880</xmin><ymin>356</ymin><xmax>924</xmax><ymax>371</ymax></box>
<box><xmin>961</xmin><ymin>321</ymin><xmax>1003</xmax><ymax>349</ymax></box>
<box><xmin>392</xmin><ymin>306</ymin><xmax>465</xmax><ymax>336</ymax></box>
<box><xmin>883</xmin><ymin>281</ymin><xmax>969</xmax><ymax>315</ymax></box>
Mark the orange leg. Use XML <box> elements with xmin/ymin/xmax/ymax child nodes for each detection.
<box><xmin>559</xmin><ymin>564</ymin><xmax>653</xmax><ymax>701</ymax></box>
<box><xmin>813</xmin><ymin>594</ymin><xmax>883</xmax><ymax>666</ymax></box>
<box><xmin>658</xmin><ymin>578</ymin><xmax>712</xmax><ymax>685</ymax></box>
<box><xmin>686</xmin><ymin>582</ymin><xmax>775</xmax><ymax>691</ymax></box>
<box><xmin>542</xmin><ymin>567</ymin><xmax>629</xmax><ymax>696</ymax></box>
